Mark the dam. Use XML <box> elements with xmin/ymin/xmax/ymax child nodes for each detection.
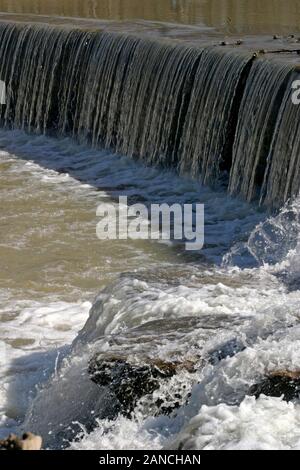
<box><xmin>0</xmin><ymin>21</ymin><xmax>300</xmax><ymax>209</ymax></box>
<box><xmin>1</xmin><ymin>1</ymin><xmax>300</xmax><ymax>452</ymax></box>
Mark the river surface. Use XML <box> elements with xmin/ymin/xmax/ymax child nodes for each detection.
<box><xmin>1</xmin><ymin>0</ymin><xmax>300</xmax><ymax>35</ymax></box>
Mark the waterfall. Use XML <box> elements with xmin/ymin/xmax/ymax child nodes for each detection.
<box><xmin>228</xmin><ymin>57</ymin><xmax>294</xmax><ymax>205</ymax></box>
<box><xmin>179</xmin><ymin>47</ymin><xmax>253</xmax><ymax>185</ymax></box>
<box><xmin>0</xmin><ymin>21</ymin><xmax>299</xmax><ymax>209</ymax></box>
<box><xmin>261</xmin><ymin>73</ymin><xmax>300</xmax><ymax>209</ymax></box>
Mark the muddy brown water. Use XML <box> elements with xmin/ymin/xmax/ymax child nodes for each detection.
<box><xmin>0</xmin><ymin>0</ymin><xmax>300</xmax><ymax>35</ymax></box>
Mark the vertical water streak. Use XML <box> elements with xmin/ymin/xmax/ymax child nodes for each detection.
<box><xmin>228</xmin><ymin>57</ymin><xmax>294</xmax><ymax>203</ymax></box>
<box><xmin>179</xmin><ymin>47</ymin><xmax>253</xmax><ymax>186</ymax></box>
<box><xmin>260</xmin><ymin>70</ymin><xmax>300</xmax><ymax>209</ymax></box>
<box><xmin>1</xmin><ymin>22</ymin><xmax>300</xmax><ymax>209</ymax></box>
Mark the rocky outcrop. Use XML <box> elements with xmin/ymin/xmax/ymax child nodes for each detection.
<box><xmin>88</xmin><ymin>354</ymin><xmax>197</xmax><ymax>417</ymax></box>
<box><xmin>250</xmin><ymin>370</ymin><xmax>300</xmax><ymax>402</ymax></box>
<box><xmin>0</xmin><ymin>433</ymin><xmax>42</xmax><ymax>451</ymax></box>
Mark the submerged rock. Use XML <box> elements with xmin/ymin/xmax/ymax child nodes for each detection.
<box><xmin>88</xmin><ymin>355</ymin><xmax>197</xmax><ymax>417</ymax></box>
<box><xmin>250</xmin><ymin>370</ymin><xmax>300</xmax><ymax>402</ymax></box>
<box><xmin>0</xmin><ymin>433</ymin><xmax>42</xmax><ymax>451</ymax></box>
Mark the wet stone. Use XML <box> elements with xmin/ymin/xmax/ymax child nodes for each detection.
<box><xmin>88</xmin><ymin>355</ymin><xmax>197</xmax><ymax>417</ymax></box>
<box><xmin>250</xmin><ymin>370</ymin><xmax>300</xmax><ymax>402</ymax></box>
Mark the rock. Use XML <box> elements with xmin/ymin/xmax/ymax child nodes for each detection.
<box><xmin>273</xmin><ymin>35</ymin><xmax>280</xmax><ymax>40</ymax></box>
<box><xmin>249</xmin><ymin>370</ymin><xmax>300</xmax><ymax>402</ymax></box>
<box><xmin>88</xmin><ymin>355</ymin><xmax>197</xmax><ymax>417</ymax></box>
<box><xmin>0</xmin><ymin>432</ymin><xmax>42</xmax><ymax>451</ymax></box>
<box><xmin>219</xmin><ymin>41</ymin><xmax>229</xmax><ymax>46</ymax></box>
<box><xmin>236</xmin><ymin>40</ymin><xmax>243</xmax><ymax>46</ymax></box>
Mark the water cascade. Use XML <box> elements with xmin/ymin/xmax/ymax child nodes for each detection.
<box><xmin>0</xmin><ymin>22</ymin><xmax>299</xmax><ymax>209</ymax></box>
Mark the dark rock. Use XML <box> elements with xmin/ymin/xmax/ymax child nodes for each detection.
<box><xmin>249</xmin><ymin>370</ymin><xmax>300</xmax><ymax>402</ymax></box>
<box><xmin>151</xmin><ymin>389</ymin><xmax>192</xmax><ymax>417</ymax></box>
<box><xmin>219</xmin><ymin>41</ymin><xmax>229</xmax><ymax>46</ymax></box>
<box><xmin>88</xmin><ymin>355</ymin><xmax>197</xmax><ymax>417</ymax></box>
<box><xmin>236</xmin><ymin>40</ymin><xmax>243</xmax><ymax>46</ymax></box>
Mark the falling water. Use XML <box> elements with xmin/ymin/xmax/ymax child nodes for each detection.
<box><xmin>261</xmin><ymin>75</ymin><xmax>300</xmax><ymax>209</ymax></box>
<box><xmin>0</xmin><ymin>23</ymin><xmax>250</xmax><ymax>180</ymax></box>
<box><xmin>178</xmin><ymin>47</ymin><xmax>253</xmax><ymax>185</ymax></box>
<box><xmin>228</xmin><ymin>57</ymin><xmax>295</xmax><ymax>206</ymax></box>
<box><xmin>0</xmin><ymin>22</ymin><xmax>300</xmax><ymax>208</ymax></box>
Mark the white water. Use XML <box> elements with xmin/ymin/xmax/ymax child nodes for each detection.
<box><xmin>1</xmin><ymin>129</ymin><xmax>300</xmax><ymax>450</ymax></box>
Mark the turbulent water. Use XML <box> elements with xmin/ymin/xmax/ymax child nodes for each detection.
<box><xmin>1</xmin><ymin>20</ymin><xmax>300</xmax><ymax>450</ymax></box>
<box><xmin>1</xmin><ymin>129</ymin><xmax>300</xmax><ymax>450</ymax></box>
